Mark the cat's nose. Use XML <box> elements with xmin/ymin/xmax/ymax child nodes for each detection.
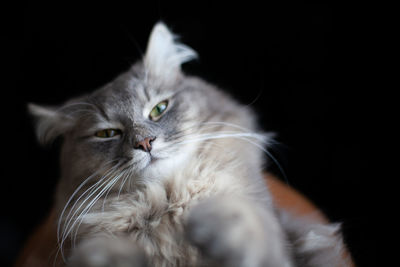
<box><xmin>134</xmin><ymin>136</ymin><xmax>156</xmax><ymax>152</ymax></box>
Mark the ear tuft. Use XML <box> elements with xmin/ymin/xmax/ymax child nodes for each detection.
<box><xmin>28</xmin><ymin>103</ymin><xmax>72</xmax><ymax>145</ymax></box>
<box><xmin>144</xmin><ymin>22</ymin><xmax>197</xmax><ymax>83</ymax></box>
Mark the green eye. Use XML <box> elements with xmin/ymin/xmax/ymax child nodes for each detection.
<box><xmin>95</xmin><ymin>129</ymin><xmax>122</xmax><ymax>138</ymax></box>
<box><xmin>149</xmin><ymin>100</ymin><xmax>168</xmax><ymax>120</ymax></box>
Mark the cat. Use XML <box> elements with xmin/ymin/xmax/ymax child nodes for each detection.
<box><xmin>29</xmin><ymin>22</ymin><xmax>350</xmax><ymax>267</ymax></box>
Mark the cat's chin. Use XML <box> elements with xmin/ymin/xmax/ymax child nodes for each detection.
<box><xmin>136</xmin><ymin>154</ymin><xmax>155</xmax><ymax>170</ymax></box>
<box><xmin>137</xmin><ymin>153</ymin><xmax>185</xmax><ymax>181</ymax></box>
<box><xmin>130</xmin><ymin>152</ymin><xmax>164</xmax><ymax>175</ymax></box>
<box><xmin>149</xmin><ymin>154</ymin><xmax>159</xmax><ymax>164</ymax></box>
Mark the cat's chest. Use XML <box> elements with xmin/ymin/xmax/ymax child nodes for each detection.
<box><xmin>78</xmin><ymin>181</ymin><xmax>204</xmax><ymax>265</ymax></box>
<box><xmin>81</xmin><ymin>191</ymin><xmax>190</xmax><ymax>235</ymax></box>
<box><xmin>76</xmin><ymin>161</ymin><xmax>239</xmax><ymax>242</ymax></box>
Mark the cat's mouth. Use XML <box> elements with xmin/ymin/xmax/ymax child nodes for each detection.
<box><xmin>149</xmin><ymin>153</ymin><xmax>159</xmax><ymax>164</ymax></box>
<box><xmin>141</xmin><ymin>152</ymin><xmax>162</xmax><ymax>169</ymax></box>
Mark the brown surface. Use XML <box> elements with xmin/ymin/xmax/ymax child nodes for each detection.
<box><xmin>15</xmin><ymin>209</ymin><xmax>59</xmax><ymax>267</ymax></box>
<box><xmin>15</xmin><ymin>175</ymin><xmax>350</xmax><ymax>267</ymax></box>
<box><xmin>265</xmin><ymin>173</ymin><xmax>328</xmax><ymax>223</ymax></box>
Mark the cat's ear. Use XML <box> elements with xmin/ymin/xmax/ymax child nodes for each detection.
<box><xmin>28</xmin><ymin>103</ymin><xmax>74</xmax><ymax>145</ymax></box>
<box><xmin>144</xmin><ymin>22</ymin><xmax>197</xmax><ymax>83</ymax></box>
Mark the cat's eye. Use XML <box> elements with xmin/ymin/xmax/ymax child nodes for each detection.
<box><xmin>95</xmin><ymin>129</ymin><xmax>122</xmax><ymax>138</ymax></box>
<box><xmin>149</xmin><ymin>100</ymin><xmax>168</xmax><ymax>120</ymax></box>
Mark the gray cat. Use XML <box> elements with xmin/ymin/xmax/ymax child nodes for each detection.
<box><xmin>29</xmin><ymin>22</ymin><xmax>350</xmax><ymax>267</ymax></box>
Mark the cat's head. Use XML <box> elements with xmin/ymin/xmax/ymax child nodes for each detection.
<box><xmin>29</xmin><ymin>22</ymin><xmax>258</xmax><ymax>191</ymax></box>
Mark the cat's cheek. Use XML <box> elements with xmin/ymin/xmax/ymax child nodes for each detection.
<box><xmin>154</xmin><ymin>143</ymin><xmax>198</xmax><ymax>178</ymax></box>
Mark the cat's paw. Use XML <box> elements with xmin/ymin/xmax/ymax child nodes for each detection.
<box><xmin>67</xmin><ymin>237</ymin><xmax>148</xmax><ymax>267</ymax></box>
<box><xmin>185</xmin><ymin>197</ymin><xmax>269</xmax><ymax>267</ymax></box>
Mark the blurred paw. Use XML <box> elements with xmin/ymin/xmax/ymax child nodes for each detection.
<box><xmin>185</xmin><ymin>197</ymin><xmax>264</xmax><ymax>267</ymax></box>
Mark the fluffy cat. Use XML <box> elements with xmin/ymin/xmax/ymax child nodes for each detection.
<box><xmin>29</xmin><ymin>22</ymin><xmax>350</xmax><ymax>267</ymax></box>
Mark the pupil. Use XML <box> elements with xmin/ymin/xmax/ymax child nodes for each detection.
<box><xmin>149</xmin><ymin>101</ymin><xmax>168</xmax><ymax>120</ymax></box>
<box><xmin>157</xmin><ymin>104</ymin><xmax>165</xmax><ymax>113</ymax></box>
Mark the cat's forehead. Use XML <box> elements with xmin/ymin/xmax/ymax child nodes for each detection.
<box><xmin>88</xmin><ymin>70</ymin><xmax>173</xmax><ymax>120</ymax></box>
<box><xmin>87</xmin><ymin>74</ymin><xmax>141</xmax><ymax>114</ymax></box>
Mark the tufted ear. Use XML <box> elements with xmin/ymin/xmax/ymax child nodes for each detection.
<box><xmin>144</xmin><ymin>22</ymin><xmax>197</xmax><ymax>84</ymax></box>
<box><xmin>28</xmin><ymin>103</ymin><xmax>74</xmax><ymax>145</ymax></box>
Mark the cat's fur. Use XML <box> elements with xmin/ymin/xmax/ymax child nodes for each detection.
<box><xmin>30</xmin><ymin>22</ymin><xmax>350</xmax><ymax>267</ymax></box>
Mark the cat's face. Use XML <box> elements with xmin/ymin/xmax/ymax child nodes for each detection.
<box><xmin>58</xmin><ymin>67</ymin><xmax>204</xmax><ymax>182</ymax></box>
<box><xmin>29</xmin><ymin>23</ymin><xmax>212</xmax><ymax>186</ymax></box>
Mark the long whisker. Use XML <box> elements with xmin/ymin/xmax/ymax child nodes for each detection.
<box><xmin>234</xmin><ymin>136</ymin><xmax>289</xmax><ymax>185</ymax></box>
<box><xmin>170</xmin><ymin>128</ymin><xmax>265</xmax><ymax>144</ymax></box>
<box><xmin>168</xmin><ymin>121</ymin><xmax>288</xmax><ymax>180</ymax></box>
<box><xmin>63</xmin><ymin>167</ymin><xmax>121</xmax><ymax>238</ymax></box>
<box><xmin>117</xmin><ymin>168</ymin><xmax>133</xmax><ymax>200</ymax></box>
<box><xmin>167</xmin><ymin>121</ymin><xmax>272</xmax><ymax>145</ymax></box>
<box><xmin>174</xmin><ymin>132</ymin><xmax>267</xmax><ymax>146</ymax></box>
<box><xmin>200</xmin><ymin>121</ymin><xmax>254</xmax><ymax>132</ymax></box>
<box><xmin>58</xmin><ymin>163</ymin><xmax>122</xmax><ymax>262</ymax></box>
<box><xmin>174</xmin><ymin>121</ymin><xmax>253</xmax><ymax>134</ymax></box>
<box><xmin>57</xmin><ymin>160</ymin><xmax>118</xmax><ymax>244</ymax></box>
<box><xmin>62</xmin><ymin>173</ymin><xmax>118</xmax><ymax>256</ymax></box>
<box><xmin>71</xmin><ymin>169</ymin><xmax>127</xmax><ymax>247</ymax></box>
<box><xmin>101</xmin><ymin>167</ymin><xmax>130</xmax><ymax>212</ymax></box>
<box><xmin>198</xmin><ymin>123</ymin><xmax>288</xmax><ymax>170</ymax></box>
<box><xmin>172</xmin><ymin>132</ymin><xmax>289</xmax><ymax>184</ymax></box>
<box><xmin>59</xmin><ymin>163</ymin><xmax>120</xmax><ymax>240</ymax></box>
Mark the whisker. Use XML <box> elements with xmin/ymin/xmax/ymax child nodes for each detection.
<box><xmin>101</xmin><ymin>167</ymin><xmax>130</xmax><ymax>212</ymax></box>
<box><xmin>65</xmin><ymin>168</ymin><xmax>120</xmax><ymax>234</ymax></box>
<box><xmin>64</xmin><ymin>173</ymin><xmax>118</xmax><ymax>253</ymax></box>
<box><xmin>117</xmin><ymin>168</ymin><xmax>133</xmax><ymax>199</ymax></box>
<box><xmin>243</xmin><ymin>89</ymin><xmax>263</xmax><ymax>107</ymax></box>
<box><xmin>234</xmin><ymin>136</ymin><xmax>289</xmax><ymax>185</ymax></box>
<box><xmin>71</xmin><ymin>169</ymin><xmax>126</xmax><ymax>247</ymax></box>
<box><xmin>200</xmin><ymin>121</ymin><xmax>254</xmax><ymax>132</ymax></box>
<box><xmin>59</xmin><ymin>163</ymin><xmax>119</xmax><ymax>240</ymax></box>
<box><xmin>174</xmin><ymin>132</ymin><xmax>267</xmax><ymax>146</ymax></box>
<box><xmin>57</xmin><ymin>160</ymin><xmax>118</xmax><ymax>244</ymax></box>
<box><xmin>167</xmin><ymin>121</ymin><xmax>288</xmax><ymax>182</ymax></box>
<box><xmin>58</xmin><ymin>163</ymin><xmax>122</xmax><ymax>262</ymax></box>
<box><xmin>167</xmin><ymin>121</ymin><xmax>272</xmax><ymax>145</ymax></box>
<box><xmin>171</xmin><ymin>132</ymin><xmax>289</xmax><ymax>184</ymax></box>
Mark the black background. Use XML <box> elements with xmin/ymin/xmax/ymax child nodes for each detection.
<box><xmin>3</xmin><ymin>2</ymin><xmax>375</xmax><ymax>266</ymax></box>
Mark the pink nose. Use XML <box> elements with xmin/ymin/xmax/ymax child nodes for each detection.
<box><xmin>134</xmin><ymin>137</ymin><xmax>155</xmax><ymax>152</ymax></box>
